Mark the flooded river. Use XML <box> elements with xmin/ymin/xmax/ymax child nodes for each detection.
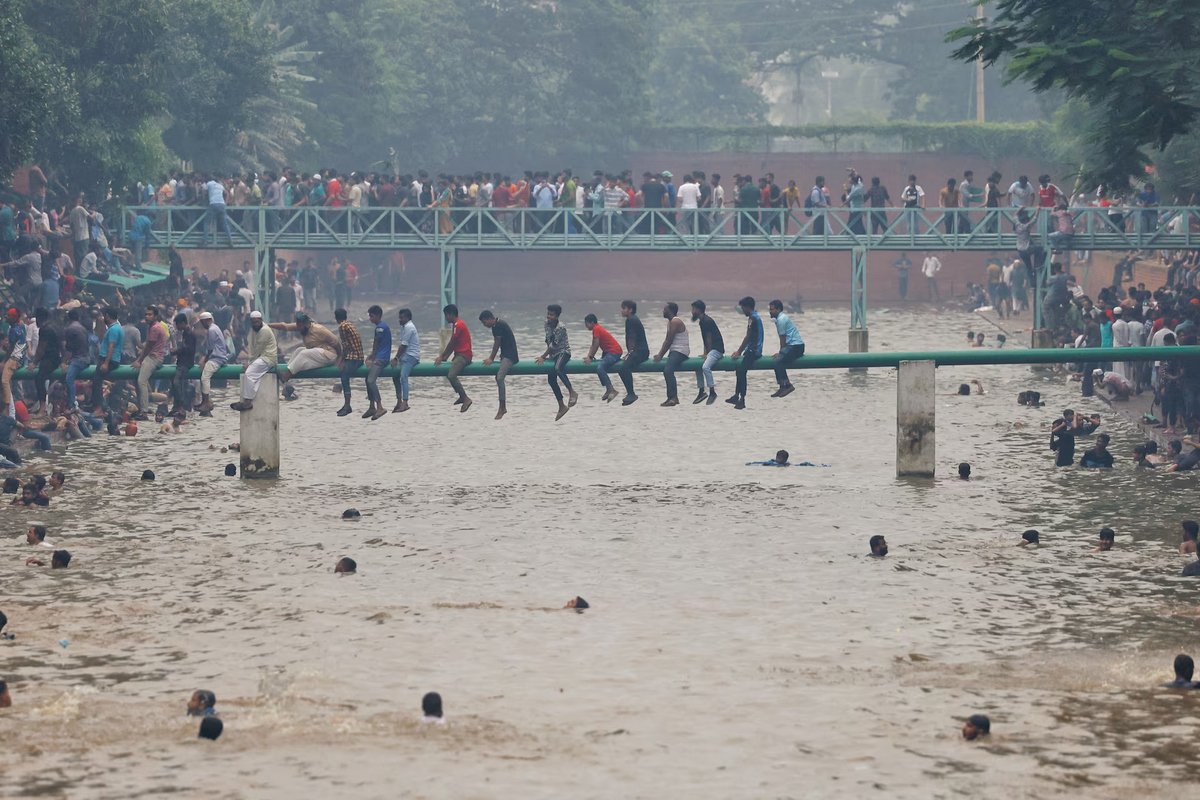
<box><xmin>2</xmin><ymin>303</ymin><xmax>1199</xmax><ymax>799</ymax></box>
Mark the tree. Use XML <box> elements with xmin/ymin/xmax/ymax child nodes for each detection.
<box><xmin>949</xmin><ymin>0</ymin><xmax>1200</xmax><ymax>186</ymax></box>
<box><xmin>0</xmin><ymin>4</ymin><xmax>73</xmax><ymax>183</ymax></box>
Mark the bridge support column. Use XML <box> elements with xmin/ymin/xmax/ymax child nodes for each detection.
<box><xmin>240</xmin><ymin>373</ymin><xmax>279</xmax><ymax>479</ymax></box>
<box><xmin>254</xmin><ymin>247</ymin><xmax>273</xmax><ymax>321</ymax></box>
<box><xmin>849</xmin><ymin>247</ymin><xmax>869</xmax><ymax>370</ymax></box>
<box><xmin>440</xmin><ymin>247</ymin><xmax>457</xmax><ymax>311</ymax></box>
<box><xmin>896</xmin><ymin>360</ymin><xmax>935</xmax><ymax>478</ymax></box>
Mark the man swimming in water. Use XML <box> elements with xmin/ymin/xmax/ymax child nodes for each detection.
<box><xmin>961</xmin><ymin>714</ymin><xmax>990</xmax><ymax>740</ymax></box>
<box><xmin>1094</xmin><ymin>527</ymin><xmax>1116</xmax><ymax>552</ymax></box>
<box><xmin>958</xmin><ymin>463</ymin><xmax>972</xmax><ymax>479</ymax></box>
<box><xmin>1079</xmin><ymin>433</ymin><xmax>1114</xmax><ymax>468</ymax></box>
<box><xmin>869</xmin><ymin>535</ymin><xmax>888</xmax><ymax>557</ymax></box>
<box><xmin>422</xmin><ymin>691</ymin><xmax>445</xmax><ymax>724</ymax></box>
<box><xmin>1180</xmin><ymin>520</ymin><xmax>1198</xmax><ymax>555</ymax></box>
<box><xmin>564</xmin><ymin>596</ymin><xmax>590</xmax><ymax>609</ymax></box>
<box><xmin>1163</xmin><ymin>654</ymin><xmax>1198</xmax><ymax>688</ymax></box>
<box><xmin>1020</xmin><ymin>530</ymin><xmax>1039</xmax><ymax>547</ymax></box>
<box><xmin>187</xmin><ymin>690</ymin><xmax>217</xmax><ymax>716</ymax></box>
<box><xmin>335</xmin><ymin>557</ymin><xmax>357</xmax><ymax>574</ymax></box>
<box><xmin>0</xmin><ymin>679</ymin><xmax>10</xmax><ymax>708</ymax></box>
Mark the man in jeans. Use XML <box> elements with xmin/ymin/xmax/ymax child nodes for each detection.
<box><xmin>652</xmin><ymin>302</ymin><xmax>689</xmax><ymax>407</ymax></box>
<box><xmin>1</xmin><ymin>308</ymin><xmax>28</xmax><ymax>417</ymax></box>
<box><xmin>363</xmin><ymin>305</ymin><xmax>390</xmax><ymax>420</ymax></box>
<box><xmin>582</xmin><ymin>313</ymin><xmax>622</xmax><ymax>403</ymax></box>
<box><xmin>61</xmin><ymin>308</ymin><xmax>91</xmax><ymax>409</ymax></box>
<box><xmin>617</xmin><ymin>299</ymin><xmax>650</xmax><ymax>405</ymax></box>
<box><xmin>334</xmin><ymin>307</ymin><xmax>364</xmax><ymax>418</ymax></box>
<box><xmin>204</xmin><ymin>174</ymin><xmax>234</xmax><ymax>247</ymax></box>
<box><xmin>691</xmin><ymin>300</ymin><xmax>724</xmax><ymax>405</ymax></box>
<box><xmin>390</xmin><ymin>308</ymin><xmax>419</xmax><ymax>413</ymax></box>
<box><xmin>729</xmin><ymin>296</ymin><xmax>764</xmax><ymax>410</ymax></box>
<box><xmin>433</xmin><ymin>304</ymin><xmax>473</xmax><ymax>413</ymax></box>
<box><xmin>768</xmin><ymin>299</ymin><xmax>805</xmax><ymax>398</ymax></box>
<box><xmin>131</xmin><ymin>305</ymin><xmax>169</xmax><ymax>419</ymax></box>
<box><xmin>534</xmin><ymin>304</ymin><xmax>576</xmax><ymax>421</ymax></box>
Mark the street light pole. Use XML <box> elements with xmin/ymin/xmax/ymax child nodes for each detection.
<box><xmin>820</xmin><ymin>70</ymin><xmax>839</xmax><ymax>118</ymax></box>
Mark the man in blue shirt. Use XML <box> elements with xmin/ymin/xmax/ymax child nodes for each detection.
<box><xmin>768</xmin><ymin>299</ymin><xmax>805</xmax><ymax>398</ymax></box>
<box><xmin>364</xmin><ymin>304</ymin><xmax>391</xmax><ymax>420</ymax></box>
<box><xmin>92</xmin><ymin>307</ymin><xmax>124</xmax><ymax>413</ymax></box>
<box><xmin>126</xmin><ymin>210</ymin><xmax>153</xmax><ymax>269</ymax></box>
<box><xmin>1</xmin><ymin>309</ymin><xmax>27</xmax><ymax>417</ymax></box>
<box><xmin>729</xmin><ymin>296</ymin><xmax>764</xmax><ymax>410</ymax></box>
<box><xmin>1137</xmin><ymin>182</ymin><xmax>1159</xmax><ymax>233</ymax></box>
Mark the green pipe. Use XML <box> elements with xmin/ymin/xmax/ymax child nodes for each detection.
<box><xmin>13</xmin><ymin>346</ymin><xmax>1195</xmax><ymax>381</ymax></box>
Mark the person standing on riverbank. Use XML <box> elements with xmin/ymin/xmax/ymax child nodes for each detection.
<box><xmin>433</xmin><ymin>304</ymin><xmax>473</xmax><ymax>413</ymax></box>
<box><xmin>617</xmin><ymin>300</ymin><xmax>649</xmax><ymax>406</ymax></box>
<box><xmin>479</xmin><ymin>310</ymin><xmax>519</xmax><ymax>420</ymax></box>
<box><xmin>535</xmin><ymin>304</ymin><xmax>576</xmax><ymax>420</ymax></box>
<box><xmin>653</xmin><ymin>303</ymin><xmax>689</xmax><ymax>407</ymax></box>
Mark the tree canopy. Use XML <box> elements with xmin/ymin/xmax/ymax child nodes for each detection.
<box><xmin>949</xmin><ymin>0</ymin><xmax>1200</xmax><ymax>186</ymax></box>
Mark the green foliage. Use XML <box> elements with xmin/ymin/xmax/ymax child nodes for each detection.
<box><xmin>948</xmin><ymin>0</ymin><xmax>1200</xmax><ymax>186</ymax></box>
<box><xmin>0</xmin><ymin>3</ymin><xmax>74</xmax><ymax>182</ymax></box>
<box><xmin>159</xmin><ymin>0</ymin><xmax>274</xmax><ymax>168</ymax></box>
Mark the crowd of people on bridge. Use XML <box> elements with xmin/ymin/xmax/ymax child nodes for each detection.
<box><xmin>105</xmin><ymin>165</ymin><xmax>1195</xmax><ymax>241</ymax></box>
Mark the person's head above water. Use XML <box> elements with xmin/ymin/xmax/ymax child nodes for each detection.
<box><xmin>1097</xmin><ymin>527</ymin><xmax>1116</xmax><ymax>551</ymax></box>
<box><xmin>342</xmin><ymin>508</ymin><xmax>361</xmax><ymax>520</ymax></box>
<box><xmin>51</xmin><ymin>550</ymin><xmax>71</xmax><ymax>568</ymax></box>
<box><xmin>1020</xmin><ymin>529</ymin><xmax>1040</xmax><ymax>546</ymax></box>
<box><xmin>962</xmin><ymin>714</ymin><xmax>990</xmax><ymax>740</ymax></box>
<box><xmin>957</xmin><ymin>383</ymin><xmax>971</xmax><ymax>396</ymax></box>
<box><xmin>565</xmin><ymin>596</ymin><xmax>589</xmax><ymax>609</ymax></box>
<box><xmin>1183</xmin><ymin>520</ymin><xmax>1199</xmax><ymax>542</ymax></box>
<box><xmin>774</xmin><ymin>450</ymin><xmax>789</xmax><ymax>465</ymax></box>
<box><xmin>27</xmin><ymin>525</ymin><xmax>46</xmax><ymax>544</ymax></box>
<box><xmin>141</xmin><ymin>470</ymin><xmax>155</xmax><ymax>481</ymax></box>
<box><xmin>3</xmin><ymin>477</ymin><xmax>19</xmax><ymax>494</ymax></box>
<box><xmin>224</xmin><ymin>464</ymin><xmax>237</xmax><ymax>477</ymax></box>
<box><xmin>1174</xmin><ymin>654</ymin><xmax>1195</xmax><ymax>682</ymax></box>
<box><xmin>0</xmin><ymin>679</ymin><xmax>10</xmax><ymax>708</ymax></box>
<box><xmin>188</xmin><ymin>690</ymin><xmax>217</xmax><ymax>716</ymax></box>
<box><xmin>422</xmin><ymin>691</ymin><xmax>443</xmax><ymax>719</ymax></box>
<box><xmin>958</xmin><ymin>462</ymin><xmax>971</xmax><ymax>479</ymax></box>
<box><xmin>869</xmin><ymin>535</ymin><xmax>888</xmax><ymax>557</ymax></box>
<box><xmin>335</xmin><ymin>557</ymin><xmax>357</xmax><ymax>574</ymax></box>
<box><xmin>198</xmin><ymin>716</ymin><xmax>223</xmax><ymax>740</ymax></box>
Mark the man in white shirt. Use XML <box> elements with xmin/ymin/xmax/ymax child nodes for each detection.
<box><xmin>710</xmin><ymin>174</ymin><xmax>725</xmax><ymax>233</ymax></box>
<box><xmin>389</xmin><ymin>307</ymin><xmax>420</xmax><ymax>413</ymax></box>
<box><xmin>922</xmin><ymin>251</ymin><xmax>941</xmax><ymax>302</ymax></box>
<box><xmin>1008</xmin><ymin>175</ymin><xmax>1037</xmax><ymax>208</ymax></box>
<box><xmin>676</xmin><ymin>174</ymin><xmax>701</xmax><ymax>233</ymax></box>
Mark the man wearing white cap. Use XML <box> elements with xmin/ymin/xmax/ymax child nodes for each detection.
<box><xmin>1110</xmin><ymin>306</ymin><xmax>1130</xmax><ymax>380</ymax></box>
<box><xmin>197</xmin><ymin>311</ymin><xmax>230</xmax><ymax>415</ymax></box>
<box><xmin>231</xmin><ymin>311</ymin><xmax>278</xmax><ymax>411</ymax></box>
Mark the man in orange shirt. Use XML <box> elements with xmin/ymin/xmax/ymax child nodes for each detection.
<box><xmin>433</xmin><ymin>304</ymin><xmax>473</xmax><ymax>412</ymax></box>
<box><xmin>582</xmin><ymin>313</ymin><xmax>623</xmax><ymax>402</ymax></box>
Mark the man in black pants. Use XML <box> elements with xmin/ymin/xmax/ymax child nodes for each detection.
<box><xmin>728</xmin><ymin>296</ymin><xmax>764</xmax><ymax>410</ymax></box>
<box><xmin>617</xmin><ymin>299</ymin><xmax>649</xmax><ymax>405</ymax></box>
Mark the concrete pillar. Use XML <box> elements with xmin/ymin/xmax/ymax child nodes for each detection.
<box><xmin>848</xmin><ymin>328</ymin><xmax>869</xmax><ymax>373</ymax></box>
<box><xmin>896</xmin><ymin>360</ymin><xmax>935</xmax><ymax>478</ymax></box>
<box><xmin>240</xmin><ymin>373</ymin><xmax>279</xmax><ymax>479</ymax></box>
<box><xmin>1031</xmin><ymin>328</ymin><xmax>1056</xmax><ymax>349</ymax></box>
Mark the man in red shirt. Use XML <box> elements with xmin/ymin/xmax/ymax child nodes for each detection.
<box><xmin>433</xmin><ymin>304</ymin><xmax>473</xmax><ymax>412</ymax></box>
<box><xmin>1037</xmin><ymin>175</ymin><xmax>1064</xmax><ymax>208</ymax></box>
<box><xmin>582</xmin><ymin>313</ymin><xmax>623</xmax><ymax>402</ymax></box>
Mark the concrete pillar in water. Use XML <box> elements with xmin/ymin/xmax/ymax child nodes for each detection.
<box><xmin>896</xmin><ymin>360</ymin><xmax>935</xmax><ymax>478</ymax></box>
<box><xmin>848</xmin><ymin>328</ymin><xmax>869</xmax><ymax>373</ymax></box>
<box><xmin>240</xmin><ymin>373</ymin><xmax>279</xmax><ymax>479</ymax></box>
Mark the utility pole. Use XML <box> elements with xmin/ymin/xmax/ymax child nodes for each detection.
<box><xmin>975</xmin><ymin>2</ymin><xmax>986</xmax><ymax>122</ymax></box>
